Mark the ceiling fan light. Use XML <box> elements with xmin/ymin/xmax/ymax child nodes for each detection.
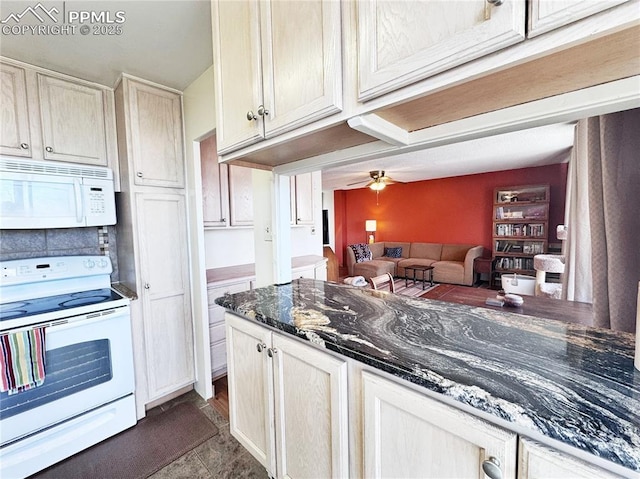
<box><xmin>369</xmin><ymin>181</ymin><xmax>386</xmax><ymax>191</ymax></box>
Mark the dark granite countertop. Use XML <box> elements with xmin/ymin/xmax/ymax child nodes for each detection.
<box><xmin>215</xmin><ymin>279</ymin><xmax>640</xmax><ymax>473</ymax></box>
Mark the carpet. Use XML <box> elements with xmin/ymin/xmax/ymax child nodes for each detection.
<box><xmin>393</xmin><ymin>278</ymin><xmax>439</xmax><ymax>297</ymax></box>
<box><xmin>34</xmin><ymin>402</ymin><xmax>218</xmax><ymax>479</ymax></box>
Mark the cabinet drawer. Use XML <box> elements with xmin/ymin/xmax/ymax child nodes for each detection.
<box><xmin>207</xmin><ymin>280</ymin><xmax>251</xmax><ymax>304</ymax></box>
<box><xmin>210</xmin><ymin>341</ymin><xmax>227</xmax><ymax>376</ymax></box>
<box><xmin>209</xmin><ymin>323</ymin><xmax>226</xmax><ymax>344</ymax></box>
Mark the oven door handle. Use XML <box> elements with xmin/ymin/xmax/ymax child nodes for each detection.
<box><xmin>73</xmin><ymin>178</ymin><xmax>84</xmax><ymax>224</ymax></box>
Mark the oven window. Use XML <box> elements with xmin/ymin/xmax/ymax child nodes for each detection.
<box><xmin>0</xmin><ymin>339</ymin><xmax>112</xmax><ymax>418</ymax></box>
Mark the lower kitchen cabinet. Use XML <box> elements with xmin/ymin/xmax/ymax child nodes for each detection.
<box><xmin>225</xmin><ymin>312</ymin><xmax>349</xmax><ymax>478</ymax></box>
<box><xmin>362</xmin><ymin>371</ymin><xmax>517</xmax><ymax>478</ymax></box>
<box><xmin>518</xmin><ymin>437</ymin><xmax>624</xmax><ymax>479</ymax></box>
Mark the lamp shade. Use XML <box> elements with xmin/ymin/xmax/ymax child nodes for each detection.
<box><xmin>365</xmin><ymin>220</ymin><xmax>377</xmax><ymax>232</ymax></box>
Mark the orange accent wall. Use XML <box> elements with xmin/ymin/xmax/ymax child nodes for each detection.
<box><xmin>334</xmin><ymin>164</ymin><xmax>568</xmax><ymax>266</ymax></box>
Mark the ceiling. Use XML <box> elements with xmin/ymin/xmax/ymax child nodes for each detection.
<box><xmin>0</xmin><ymin>1</ymin><xmax>576</xmax><ymax>188</ymax></box>
<box><xmin>321</xmin><ymin>122</ymin><xmax>576</xmax><ymax>191</ymax></box>
<box><xmin>0</xmin><ymin>0</ymin><xmax>213</xmax><ymax>90</ymax></box>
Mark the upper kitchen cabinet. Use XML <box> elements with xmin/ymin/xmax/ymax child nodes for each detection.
<box><xmin>290</xmin><ymin>172</ymin><xmax>316</xmax><ymax>226</ymax></box>
<box><xmin>38</xmin><ymin>74</ymin><xmax>108</xmax><ymax>165</ymax></box>
<box><xmin>201</xmin><ymin>135</ymin><xmax>230</xmax><ymax>227</ymax></box>
<box><xmin>0</xmin><ymin>63</ymin><xmax>31</xmax><ymax>158</ymax></box>
<box><xmin>211</xmin><ymin>0</ymin><xmax>343</xmax><ymax>155</ymax></box>
<box><xmin>121</xmin><ymin>77</ymin><xmax>185</xmax><ymax>188</ymax></box>
<box><xmin>357</xmin><ymin>0</ymin><xmax>526</xmax><ymax>101</ymax></box>
<box><xmin>0</xmin><ymin>58</ymin><xmax>119</xmax><ymax>187</ymax></box>
<box><xmin>528</xmin><ymin>0</ymin><xmax>630</xmax><ymax>38</ymax></box>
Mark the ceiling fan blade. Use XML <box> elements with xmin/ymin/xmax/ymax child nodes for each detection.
<box><xmin>346</xmin><ymin>178</ymin><xmax>371</xmax><ymax>186</ymax></box>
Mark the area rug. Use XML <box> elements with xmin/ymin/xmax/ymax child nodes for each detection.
<box><xmin>393</xmin><ymin>279</ymin><xmax>439</xmax><ymax>298</ymax></box>
<box><xmin>34</xmin><ymin>402</ymin><xmax>218</xmax><ymax>479</ymax></box>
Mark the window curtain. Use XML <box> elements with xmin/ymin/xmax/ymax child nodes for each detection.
<box><xmin>562</xmin><ymin>121</ymin><xmax>593</xmax><ymax>308</ymax></box>
<box><xmin>587</xmin><ymin>109</ymin><xmax>640</xmax><ymax>333</ymax></box>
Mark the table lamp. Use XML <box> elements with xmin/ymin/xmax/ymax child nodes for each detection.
<box><xmin>365</xmin><ymin>220</ymin><xmax>376</xmax><ymax>244</ymax></box>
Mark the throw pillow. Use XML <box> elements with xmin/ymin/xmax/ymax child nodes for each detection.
<box><xmin>350</xmin><ymin>243</ymin><xmax>372</xmax><ymax>263</ymax></box>
<box><xmin>384</xmin><ymin>246</ymin><xmax>402</xmax><ymax>258</ymax></box>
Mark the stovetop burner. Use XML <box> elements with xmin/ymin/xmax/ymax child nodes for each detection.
<box><xmin>0</xmin><ymin>288</ymin><xmax>125</xmax><ymax>323</ymax></box>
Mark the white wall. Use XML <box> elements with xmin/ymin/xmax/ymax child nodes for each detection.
<box><xmin>182</xmin><ymin>65</ymin><xmax>216</xmax><ymax>400</ymax></box>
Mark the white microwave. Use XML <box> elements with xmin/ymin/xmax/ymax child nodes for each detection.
<box><xmin>0</xmin><ymin>158</ymin><xmax>116</xmax><ymax>229</ymax></box>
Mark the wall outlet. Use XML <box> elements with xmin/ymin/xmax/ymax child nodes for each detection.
<box><xmin>264</xmin><ymin>224</ymin><xmax>272</xmax><ymax>241</ymax></box>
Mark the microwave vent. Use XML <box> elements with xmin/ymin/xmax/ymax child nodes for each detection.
<box><xmin>0</xmin><ymin>158</ymin><xmax>111</xmax><ymax>180</ymax></box>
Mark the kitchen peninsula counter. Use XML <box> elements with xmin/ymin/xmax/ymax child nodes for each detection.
<box><xmin>215</xmin><ymin>278</ymin><xmax>639</xmax><ymax>475</ymax></box>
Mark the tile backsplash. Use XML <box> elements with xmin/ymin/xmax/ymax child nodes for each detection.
<box><xmin>0</xmin><ymin>226</ymin><xmax>119</xmax><ymax>281</ymax></box>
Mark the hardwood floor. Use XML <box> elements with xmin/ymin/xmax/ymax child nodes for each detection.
<box><xmin>209</xmin><ymin>376</ymin><xmax>229</xmax><ymax>421</ymax></box>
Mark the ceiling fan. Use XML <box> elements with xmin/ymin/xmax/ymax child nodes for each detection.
<box><xmin>347</xmin><ymin>170</ymin><xmax>400</xmax><ymax>191</ymax></box>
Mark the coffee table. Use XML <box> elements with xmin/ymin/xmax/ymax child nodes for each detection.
<box><xmin>404</xmin><ymin>264</ymin><xmax>434</xmax><ymax>290</ymax></box>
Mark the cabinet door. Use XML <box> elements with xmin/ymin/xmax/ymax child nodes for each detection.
<box><xmin>200</xmin><ymin>134</ymin><xmax>229</xmax><ymax>227</ymax></box>
<box><xmin>38</xmin><ymin>74</ymin><xmax>108</xmax><ymax>165</ymax></box>
<box><xmin>528</xmin><ymin>0</ymin><xmax>629</xmax><ymax>38</ymax></box>
<box><xmin>362</xmin><ymin>371</ymin><xmax>517</xmax><ymax>479</ymax></box>
<box><xmin>518</xmin><ymin>438</ymin><xmax>624</xmax><ymax>479</ymax></box>
<box><xmin>357</xmin><ymin>0</ymin><xmax>525</xmax><ymax>101</ymax></box>
<box><xmin>212</xmin><ymin>0</ymin><xmax>264</xmax><ymax>154</ymax></box>
<box><xmin>291</xmin><ymin>173</ymin><xmax>315</xmax><ymax>225</ymax></box>
<box><xmin>127</xmin><ymin>79</ymin><xmax>184</xmax><ymax>188</ymax></box>
<box><xmin>136</xmin><ymin>193</ymin><xmax>194</xmax><ymax>400</ymax></box>
<box><xmin>272</xmin><ymin>333</ymin><xmax>348</xmax><ymax>478</ymax></box>
<box><xmin>229</xmin><ymin>165</ymin><xmax>254</xmax><ymax>226</ymax></box>
<box><xmin>0</xmin><ymin>63</ymin><xmax>31</xmax><ymax>158</ymax></box>
<box><xmin>226</xmin><ymin>313</ymin><xmax>276</xmax><ymax>476</ymax></box>
<box><xmin>261</xmin><ymin>0</ymin><xmax>342</xmax><ymax>138</ymax></box>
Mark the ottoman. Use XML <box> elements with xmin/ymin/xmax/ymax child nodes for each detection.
<box><xmin>353</xmin><ymin>260</ymin><xmax>395</xmax><ymax>282</ymax></box>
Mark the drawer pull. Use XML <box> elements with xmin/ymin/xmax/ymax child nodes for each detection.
<box><xmin>20</xmin><ymin>143</ymin><xmax>29</xmax><ymax>149</ymax></box>
<box><xmin>481</xmin><ymin>457</ymin><xmax>502</xmax><ymax>479</ymax></box>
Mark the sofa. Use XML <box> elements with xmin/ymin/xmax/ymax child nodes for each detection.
<box><xmin>346</xmin><ymin>242</ymin><xmax>484</xmax><ymax>286</ymax></box>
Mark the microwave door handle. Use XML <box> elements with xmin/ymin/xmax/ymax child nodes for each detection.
<box><xmin>73</xmin><ymin>178</ymin><xmax>84</xmax><ymax>223</ymax></box>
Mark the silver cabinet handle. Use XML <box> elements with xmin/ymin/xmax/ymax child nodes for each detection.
<box><xmin>487</xmin><ymin>0</ymin><xmax>504</xmax><ymax>5</ymax></box>
<box><xmin>144</xmin><ymin>283</ymin><xmax>150</xmax><ymax>289</ymax></box>
<box><xmin>220</xmin><ymin>218</ymin><xmax>226</xmax><ymax>223</ymax></box>
<box><xmin>267</xmin><ymin>347</ymin><xmax>277</xmax><ymax>358</ymax></box>
<box><xmin>481</xmin><ymin>457</ymin><xmax>502</xmax><ymax>479</ymax></box>
<box><xmin>256</xmin><ymin>343</ymin><xmax>266</xmax><ymax>353</ymax></box>
<box><xmin>45</xmin><ymin>146</ymin><xmax>53</xmax><ymax>152</ymax></box>
<box><xmin>20</xmin><ymin>143</ymin><xmax>29</xmax><ymax>149</ymax></box>
<box><xmin>136</xmin><ymin>172</ymin><xmax>143</xmax><ymax>178</ymax></box>
<box><xmin>247</xmin><ymin>110</ymin><xmax>257</xmax><ymax>121</ymax></box>
<box><xmin>257</xmin><ymin>105</ymin><xmax>269</xmax><ymax>117</ymax></box>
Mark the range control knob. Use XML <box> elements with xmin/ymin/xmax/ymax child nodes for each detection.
<box><xmin>84</xmin><ymin>259</ymin><xmax>95</xmax><ymax>269</ymax></box>
<box><xmin>97</xmin><ymin>258</ymin><xmax>109</xmax><ymax>268</ymax></box>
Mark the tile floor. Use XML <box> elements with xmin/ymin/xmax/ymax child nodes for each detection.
<box><xmin>147</xmin><ymin>390</ymin><xmax>268</xmax><ymax>479</ymax></box>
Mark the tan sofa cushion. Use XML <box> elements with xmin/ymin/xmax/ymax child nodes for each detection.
<box><xmin>409</xmin><ymin>243</ymin><xmax>443</xmax><ymax>260</ymax></box>
<box><xmin>441</xmin><ymin>244</ymin><xmax>474</xmax><ymax>262</ymax></box>
<box><xmin>353</xmin><ymin>260</ymin><xmax>395</xmax><ymax>281</ymax></box>
<box><xmin>369</xmin><ymin>242</ymin><xmax>385</xmax><ymax>259</ymax></box>
<box><xmin>433</xmin><ymin>261</ymin><xmax>465</xmax><ymax>285</ymax></box>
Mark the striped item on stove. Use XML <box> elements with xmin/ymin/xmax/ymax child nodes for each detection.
<box><xmin>0</xmin><ymin>328</ymin><xmax>46</xmax><ymax>395</ymax></box>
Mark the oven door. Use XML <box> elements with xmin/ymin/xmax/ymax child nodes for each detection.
<box><xmin>0</xmin><ymin>306</ymin><xmax>134</xmax><ymax>446</ymax></box>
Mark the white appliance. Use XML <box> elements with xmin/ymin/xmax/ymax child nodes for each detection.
<box><xmin>0</xmin><ymin>256</ymin><xmax>135</xmax><ymax>478</ymax></box>
<box><xmin>0</xmin><ymin>158</ymin><xmax>116</xmax><ymax>229</ymax></box>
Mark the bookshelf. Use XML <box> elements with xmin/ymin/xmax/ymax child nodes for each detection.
<box><xmin>491</xmin><ymin>184</ymin><xmax>550</xmax><ymax>288</ymax></box>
